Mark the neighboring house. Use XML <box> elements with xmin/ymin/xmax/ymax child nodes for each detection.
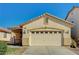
<box><xmin>10</xmin><ymin>13</ymin><xmax>73</xmax><ymax>46</ymax></box>
<box><xmin>0</xmin><ymin>28</ymin><xmax>11</xmax><ymax>42</ymax></box>
<box><xmin>65</xmin><ymin>6</ymin><xmax>79</xmax><ymax>46</ymax></box>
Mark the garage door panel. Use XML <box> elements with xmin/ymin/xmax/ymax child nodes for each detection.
<box><xmin>30</xmin><ymin>31</ymin><xmax>62</xmax><ymax>46</ymax></box>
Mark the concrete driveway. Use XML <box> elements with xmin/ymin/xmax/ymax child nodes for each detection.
<box><xmin>22</xmin><ymin>46</ymin><xmax>76</xmax><ymax>55</ymax></box>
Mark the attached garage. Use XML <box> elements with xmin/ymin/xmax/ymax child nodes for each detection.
<box><xmin>29</xmin><ymin>29</ymin><xmax>63</xmax><ymax>46</ymax></box>
<box><xmin>21</xmin><ymin>13</ymin><xmax>73</xmax><ymax>46</ymax></box>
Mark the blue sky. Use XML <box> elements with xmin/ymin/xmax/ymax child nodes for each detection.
<box><xmin>0</xmin><ymin>3</ymin><xmax>79</xmax><ymax>28</ymax></box>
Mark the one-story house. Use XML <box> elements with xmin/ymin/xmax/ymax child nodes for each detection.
<box><xmin>9</xmin><ymin>13</ymin><xmax>74</xmax><ymax>46</ymax></box>
<box><xmin>0</xmin><ymin>27</ymin><xmax>11</xmax><ymax>42</ymax></box>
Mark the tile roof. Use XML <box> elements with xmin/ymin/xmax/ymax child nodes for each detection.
<box><xmin>0</xmin><ymin>27</ymin><xmax>11</xmax><ymax>33</ymax></box>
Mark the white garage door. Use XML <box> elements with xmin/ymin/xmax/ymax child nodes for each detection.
<box><xmin>29</xmin><ymin>31</ymin><xmax>62</xmax><ymax>46</ymax></box>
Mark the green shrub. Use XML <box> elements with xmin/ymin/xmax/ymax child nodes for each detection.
<box><xmin>70</xmin><ymin>42</ymin><xmax>76</xmax><ymax>48</ymax></box>
<box><xmin>0</xmin><ymin>41</ymin><xmax>7</xmax><ymax>55</ymax></box>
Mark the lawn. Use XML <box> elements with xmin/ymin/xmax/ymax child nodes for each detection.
<box><xmin>6</xmin><ymin>47</ymin><xmax>20</xmax><ymax>55</ymax></box>
<box><xmin>6</xmin><ymin>46</ymin><xmax>28</xmax><ymax>55</ymax></box>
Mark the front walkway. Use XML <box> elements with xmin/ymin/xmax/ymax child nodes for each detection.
<box><xmin>22</xmin><ymin>46</ymin><xmax>76</xmax><ymax>55</ymax></box>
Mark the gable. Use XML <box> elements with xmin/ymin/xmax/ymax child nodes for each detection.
<box><xmin>23</xmin><ymin>16</ymin><xmax>45</xmax><ymax>29</ymax></box>
<box><xmin>20</xmin><ymin>13</ymin><xmax>73</xmax><ymax>28</ymax></box>
<box><xmin>22</xmin><ymin>15</ymin><xmax>72</xmax><ymax>31</ymax></box>
<box><xmin>47</xmin><ymin>19</ymin><xmax>70</xmax><ymax>30</ymax></box>
<box><xmin>44</xmin><ymin>14</ymin><xmax>73</xmax><ymax>28</ymax></box>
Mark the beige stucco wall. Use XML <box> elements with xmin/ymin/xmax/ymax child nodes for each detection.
<box><xmin>22</xmin><ymin>38</ymin><xmax>29</xmax><ymax>46</ymax></box>
<box><xmin>0</xmin><ymin>32</ymin><xmax>11</xmax><ymax>41</ymax></box>
<box><xmin>22</xmin><ymin>17</ymin><xmax>72</xmax><ymax>46</ymax></box>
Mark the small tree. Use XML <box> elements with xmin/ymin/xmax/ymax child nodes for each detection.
<box><xmin>0</xmin><ymin>41</ymin><xmax>7</xmax><ymax>55</ymax></box>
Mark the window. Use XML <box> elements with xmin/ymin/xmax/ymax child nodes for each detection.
<box><xmin>49</xmin><ymin>32</ymin><xmax>52</xmax><ymax>34</ymax></box>
<box><xmin>31</xmin><ymin>32</ymin><xmax>35</xmax><ymax>34</ymax></box>
<box><xmin>41</xmin><ymin>32</ymin><xmax>43</xmax><ymax>34</ymax></box>
<box><xmin>45</xmin><ymin>31</ymin><xmax>48</xmax><ymax>34</ymax></box>
<box><xmin>36</xmin><ymin>32</ymin><xmax>39</xmax><ymax>34</ymax></box>
<box><xmin>54</xmin><ymin>31</ymin><xmax>57</xmax><ymax>34</ymax></box>
<box><xmin>3</xmin><ymin>33</ymin><xmax>7</xmax><ymax>38</ymax></box>
<box><xmin>59</xmin><ymin>31</ymin><xmax>61</xmax><ymax>33</ymax></box>
<box><xmin>71</xmin><ymin>21</ymin><xmax>74</xmax><ymax>23</ymax></box>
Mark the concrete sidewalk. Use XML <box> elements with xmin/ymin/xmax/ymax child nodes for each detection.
<box><xmin>22</xmin><ymin>46</ymin><xmax>76</xmax><ymax>55</ymax></box>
